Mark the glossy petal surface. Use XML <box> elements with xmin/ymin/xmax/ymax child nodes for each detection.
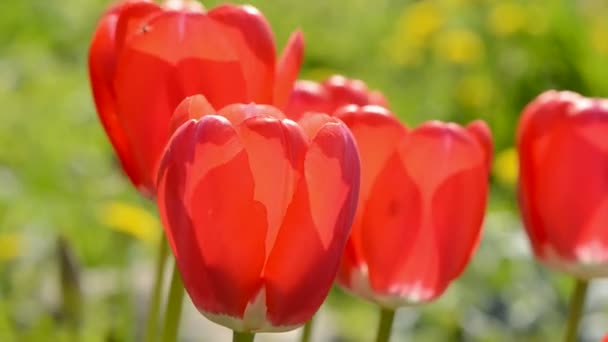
<box><xmin>337</xmin><ymin>114</ymin><xmax>490</xmax><ymax>306</ymax></box>
<box><xmin>88</xmin><ymin>0</ymin><xmax>161</xmax><ymax>192</ymax></box>
<box><xmin>264</xmin><ymin>116</ymin><xmax>360</xmax><ymax>326</ymax></box>
<box><xmin>208</xmin><ymin>4</ymin><xmax>277</xmax><ymax>103</ymax></box>
<box><xmin>158</xmin><ymin>116</ymin><xmax>266</xmax><ymax>317</ymax></box>
<box><xmin>334</xmin><ymin>106</ymin><xmax>407</xmax><ymax>283</ymax></box>
<box><xmin>518</xmin><ymin>91</ymin><xmax>608</xmax><ymax>277</ymax></box>
<box><xmin>274</xmin><ymin>31</ymin><xmax>304</xmax><ymax>109</ymax></box>
<box><xmin>89</xmin><ymin>2</ymin><xmax>300</xmax><ymax>196</ymax></box>
<box><xmin>157</xmin><ymin>107</ymin><xmax>360</xmax><ymax>330</ymax></box>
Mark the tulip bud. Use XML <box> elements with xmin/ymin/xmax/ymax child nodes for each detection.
<box><xmin>285</xmin><ymin>75</ymin><xmax>388</xmax><ymax>120</ymax></box>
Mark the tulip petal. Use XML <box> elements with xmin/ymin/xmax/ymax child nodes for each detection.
<box><xmin>323</xmin><ymin>75</ymin><xmax>371</xmax><ymax>111</ymax></box>
<box><xmin>517</xmin><ymin>91</ymin><xmax>578</xmax><ymax>257</ymax></box>
<box><xmin>466</xmin><ymin>120</ymin><xmax>493</xmax><ymax>170</ymax></box>
<box><xmin>400</xmin><ymin>122</ymin><xmax>485</xmax><ymax>194</ymax></box>
<box><xmin>219</xmin><ymin>103</ymin><xmax>285</xmax><ymax>126</ymax></box>
<box><xmin>335</xmin><ymin>106</ymin><xmax>407</xmax><ymax>207</ymax></box>
<box><xmin>157</xmin><ymin>116</ymin><xmax>266</xmax><ymax>318</ymax></box>
<box><xmin>162</xmin><ymin>0</ymin><xmax>205</xmax><ymax>12</ymax></box>
<box><xmin>432</xmin><ymin>166</ymin><xmax>487</xmax><ymax>284</ymax></box>
<box><xmin>284</xmin><ymin>80</ymin><xmax>330</xmax><ymax>120</ymax></box>
<box><xmin>235</xmin><ymin>116</ymin><xmax>307</xmax><ymax>259</ymax></box>
<box><xmin>114</xmin><ymin>1</ymin><xmax>162</xmax><ymax>54</ymax></box>
<box><xmin>535</xmin><ymin>117</ymin><xmax>608</xmax><ymax>260</ymax></box>
<box><xmin>334</xmin><ymin>106</ymin><xmax>407</xmax><ymax>279</ymax></box>
<box><xmin>369</xmin><ymin>90</ymin><xmax>389</xmax><ymax>108</ymax></box>
<box><xmin>114</xmin><ymin>12</ymin><xmax>248</xmax><ymax>190</ymax></box>
<box><xmin>360</xmin><ymin>151</ymin><xmax>424</xmax><ymax>298</ymax></box>
<box><xmin>264</xmin><ymin>118</ymin><xmax>359</xmax><ymax>326</ymax></box>
<box><xmin>274</xmin><ymin>31</ymin><xmax>304</xmax><ymax>109</ymax></box>
<box><xmin>517</xmin><ymin>91</ymin><xmax>583</xmax><ymax>256</ymax></box>
<box><xmin>380</xmin><ymin>123</ymin><xmax>487</xmax><ymax>302</ymax></box>
<box><xmin>208</xmin><ymin>4</ymin><xmax>277</xmax><ymax>103</ymax></box>
<box><xmin>89</xmin><ymin>1</ymin><xmax>160</xmax><ymax>192</ymax></box>
<box><xmin>169</xmin><ymin>95</ymin><xmax>216</xmax><ymax>136</ymax></box>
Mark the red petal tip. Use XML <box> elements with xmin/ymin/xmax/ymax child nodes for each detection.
<box><xmin>169</xmin><ymin>95</ymin><xmax>216</xmax><ymax>136</ymax></box>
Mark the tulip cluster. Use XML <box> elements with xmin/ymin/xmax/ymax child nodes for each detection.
<box><xmin>88</xmin><ymin>0</ymin><xmax>608</xmax><ymax>341</ymax></box>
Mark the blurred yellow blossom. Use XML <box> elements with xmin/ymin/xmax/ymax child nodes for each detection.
<box><xmin>0</xmin><ymin>233</ymin><xmax>21</xmax><ymax>262</ymax></box>
<box><xmin>433</xmin><ymin>28</ymin><xmax>484</xmax><ymax>65</ymax></box>
<box><xmin>493</xmin><ymin>148</ymin><xmax>519</xmax><ymax>187</ymax></box>
<box><xmin>100</xmin><ymin>202</ymin><xmax>159</xmax><ymax>244</ymax></box>
<box><xmin>386</xmin><ymin>2</ymin><xmax>444</xmax><ymax>66</ymax></box>
<box><xmin>456</xmin><ymin>74</ymin><xmax>494</xmax><ymax>108</ymax></box>
<box><xmin>487</xmin><ymin>2</ymin><xmax>526</xmax><ymax>36</ymax></box>
<box><xmin>590</xmin><ymin>19</ymin><xmax>608</xmax><ymax>56</ymax></box>
<box><xmin>399</xmin><ymin>2</ymin><xmax>444</xmax><ymax>46</ymax></box>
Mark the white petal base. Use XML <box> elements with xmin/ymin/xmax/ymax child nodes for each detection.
<box><xmin>541</xmin><ymin>243</ymin><xmax>608</xmax><ymax>279</ymax></box>
<box><xmin>199</xmin><ymin>288</ymin><xmax>300</xmax><ymax>333</ymax></box>
<box><xmin>341</xmin><ymin>265</ymin><xmax>435</xmax><ymax>309</ymax></box>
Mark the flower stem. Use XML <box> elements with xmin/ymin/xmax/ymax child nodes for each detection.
<box><xmin>563</xmin><ymin>278</ymin><xmax>589</xmax><ymax>342</ymax></box>
<box><xmin>375</xmin><ymin>308</ymin><xmax>395</xmax><ymax>342</ymax></box>
<box><xmin>144</xmin><ymin>236</ymin><xmax>169</xmax><ymax>342</ymax></box>
<box><xmin>161</xmin><ymin>261</ymin><xmax>185</xmax><ymax>342</ymax></box>
<box><xmin>300</xmin><ymin>319</ymin><xmax>313</xmax><ymax>342</ymax></box>
<box><xmin>233</xmin><ymin>331</ymin><xmax>255</xmax><ymax>342</ymax></box>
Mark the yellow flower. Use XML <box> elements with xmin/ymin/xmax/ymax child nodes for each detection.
<box><xmin>487</xmin><ymin>2</ymin><xmax>526</xmax><ymax>36</ymax></box>
<box><xmin>493</xmin><ymin>148</ymin><xmax>519</xmax><ymax>188</ymax></box>
<box><xmin>590</xmin><ymin>19</ymin><xmax>608</xmax><ymax>56</ymax></box>
<box><xmin>433</xmin><ymin>29</ymin><xmax>484</xmax><ymax>65</ymax></box>
<box><xmin>100</xmin><ymin>202</ymin><xmax>159</xmax><ymax>244</ymax></box>
<box><xmin>385</xmin><ymin>2</ymin><xmax>444</xmax><ymax>66</ymax></box>
<box><xmin>399</xmin><ymin>2</ymin><xmax>444</xmax><ymax>46</ymax></box>
<box><xmin>456</xmin><ymin>74</ymin><xmax>494</xmax><ymax>109</ymax></box>
<box><xmin>0</xmin><ymin>234</ymin><xmax>21</xmax><ymax>262</ymax></box>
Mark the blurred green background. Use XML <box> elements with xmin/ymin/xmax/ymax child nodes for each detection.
<box><xmin>1</xmin><ymin>0</ymin><xmax>608</xmax><ymax>341</ymax></box>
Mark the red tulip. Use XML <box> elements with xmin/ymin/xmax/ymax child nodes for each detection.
<box><xmin>285</xmin><ymin>75</ymin><xmax>388</xmax><ymax>120</ymax></box>
<box><xmin>334</xmin><ymin>105</ymin><xmax>492</xmax><ymax>307</ymax></box>
<box><xmin>156</xmin><ymin>95</ymin><xmax>360</xmax><ymax>331</ymax></box>
<box><xmin>518</xmin><ymin>90</ymin><xmax>608</xmax><ymax>278</ymax></box>
<box><xmin>89</xmin><ymin>0</ymin><xmax>303</xmax><ymax>196</ymax></box>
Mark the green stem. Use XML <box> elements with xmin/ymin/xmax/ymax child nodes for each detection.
<box><xmin>563</xmin><ymin>278</ymin><xmax>589</xmax><ymax>342</ymax></box>
<box><xmin>375</xmin><ymin>308</ymin><xmax>395</xmax><ymax>342</ymax></box>
<box><xmin>144</xmin><ymin>236</ymin><xmax>169</xmax><ymax>342</ymax></box>
<box><xmin>300</xmin><ymin>319</ymin><xmax>313</xmax><ymax>342</ymax></box>
<box><xmin>233</xmin><ymin>331</ymin><xmax>255</xmax><ymax>342</ymax></box>
<box><xmin>161</xmin><ymin>261</ymin><xmax>185</xmax><ymax>342</ymax></box>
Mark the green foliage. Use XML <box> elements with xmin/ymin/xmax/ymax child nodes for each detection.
<box><xmin>1</xmin><ymin>0</ymin><xmax>607</xmax><ymax>341</ymax></box>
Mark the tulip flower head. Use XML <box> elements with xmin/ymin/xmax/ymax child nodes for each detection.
<box><xmin>89</xmin><ymin>0</ymin><xmax>303</xmax><ymax>196</ymax></box>
<box><xmin>334</xmin><ymin>105</ymin><xmax>492</xmax><ymax>308</ymax></box>
<box><xmin>518</xmin><ymin>90</ymin><xmax>608</xmax><ymax>279</ymax></box>
<box><xmin>156</xmin><ymin>95</ymin><xmax>360</xmax><ymax>332</ymax></box>
<box><xmin>285</xmin><ymin>75</ymin><xmax>388</xmax><ymax>120</ymax></box>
